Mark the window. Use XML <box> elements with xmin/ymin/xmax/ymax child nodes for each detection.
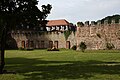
<box><xmin>49</xmin><ymin>41</ymin><xmax>53</xmax><ymax>48</ymax></box>
<box><xmin>54</xmin><ymin>41</ymin><xmax>58</xmax><ymax>48</ymax></box>
<box><xmin>26</xmin><ymin>40</ymin><xmax>29</xmax><ymax>48</ymax></box>
<box><xmin>21</xmin><ymin>41</ymin><xmax>25</xmax><ymax>49</ymax></box>
<box><xmin>66</xmin><ymin>41</ymin><xmax>70</xmax><ymax>49</ymax></box>
<box><xmin>56</xmin><ymin>26</ymin><xmax>60</xmax><ymax>30</ymax></box>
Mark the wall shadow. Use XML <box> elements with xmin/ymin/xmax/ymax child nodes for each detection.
<box><xmin>5</xmin><ymin>58</ymin><xmax>120</xmax><ymax>80</ymax></box>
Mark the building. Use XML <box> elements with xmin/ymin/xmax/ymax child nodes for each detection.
<box><xmin>10</xmin><ymin>19</ymin><xmax>120</xmax><ymax>50</ymax></box>
<box><xmin>10</xmin><ymin>19</ymin><xmax>76</xmax><ymax>49</ymax></box>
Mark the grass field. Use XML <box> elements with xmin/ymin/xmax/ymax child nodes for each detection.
<box><xmin>0</xmin><ymin>49</ymin><xmax>120</xmax><ymax>80</ymax></box>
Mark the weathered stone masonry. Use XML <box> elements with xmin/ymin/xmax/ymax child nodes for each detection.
<box><xmin>10</xmin><ymin>19</ymin><xmax>120</xmax><ymax>50</ymax></box>
<box><xmin>76</xmin><ymin>20</ymin><xmax>120</xmax><ymax>50</ymax></box>
<box><xmin>10</xmin><ymin>19</ymin><xmax>76</xmax><ymax>49</ymax></box>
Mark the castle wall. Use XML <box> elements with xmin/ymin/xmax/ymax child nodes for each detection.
<box><xmin>11</xmin><ymin>30</ymin><xmax>76</xmax><ymax>49</ymax></box>
<box><xmin>76</xmin><ymin>21</ymin><xmax>120</xmax><ymax>50</ymax></box>
<box><xmin>11</xmin><ymin>20</ymin><xmax>120</xmax><ymax>50</ymax></box>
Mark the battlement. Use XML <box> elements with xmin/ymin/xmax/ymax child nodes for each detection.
<box><xmin>76</xmin><ymin>18</ymin><xmax>120</xmax><ymax>50</ymax></box>
<box><xmin>78</xmin><ymin>19</ymin><xmax>120</xmax><ymax>27</ymax></box>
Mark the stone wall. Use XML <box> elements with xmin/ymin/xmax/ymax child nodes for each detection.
<box><xmin>11</xmin><ymin>30</ymin><xmax>76</xmax><ymax>49</ymax></box>
<box><xmin>76</xmin><ymin>20</ymin><xmax>120</xmax><ymax>50</ymax></box>
<box><xmin>11</xmin><ymin>19</ymin><xmax>120</xmax><ymax>50</ymax></box>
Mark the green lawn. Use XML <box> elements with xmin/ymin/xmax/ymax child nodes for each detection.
<box><xmin>0</xmin><ymin>49</ymin><xmax>120</xmax><ymax>80</ymax></box>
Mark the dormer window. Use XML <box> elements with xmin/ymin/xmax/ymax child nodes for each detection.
<box><xmin>56</xmin><ymin>26</ymin><xmax>60</xmax><ymax>30</ymax></box>
<box><xmin>65</xmin><ymin>26</ymin><xmax>68</xmax><ymax>30</ymax></box>
<box><xmin>51</xmin><ymin>26</ymin><xmax>56</xmax><ymax>31</ymax></box>
<box><xmin>46</xmin><ymin>27</ymin><xmax>51</xmax><ymax>31</ymax></box>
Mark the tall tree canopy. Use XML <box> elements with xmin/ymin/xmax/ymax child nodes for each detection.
<box><xmin>0</xmin><ymin>0</ymin><xmax>52</xmax><ymax>73</ymax></box>
<box><xmin>98</xmin><ymin>14</ymin><xmax>120</xmax><ymax>24</ymax></box>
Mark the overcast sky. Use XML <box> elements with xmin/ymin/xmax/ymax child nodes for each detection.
<box><xmin>38</xmin><ymin>0</ymin><xmax>120</xmax><ymax>24</ymax></box>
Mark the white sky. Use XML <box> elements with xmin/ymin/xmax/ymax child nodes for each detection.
<box><xmin>38</xmin><ymin>0</ymin><xmax>120</xmax><ymax>24</ymax></box>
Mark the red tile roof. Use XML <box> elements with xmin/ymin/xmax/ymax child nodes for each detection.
<box><xmin>46</xmin><ymin>19</ymin><xmax>70</xmax><ymax>26</ymax></box>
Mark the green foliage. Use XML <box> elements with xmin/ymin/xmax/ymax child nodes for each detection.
<box><xmin>71</xmin><ymin>45</ymin><xmax>77</xmax><ymax>50</ymax></box>
<box><xmin>64</xmin><ymin>31</ymin><xmax>72</xmax><ymax>40</ymax></box>
<box><xmin>99</xmin><ymin>14</ymin><xmax>120</xmax><ymax>24</ymax></box>
<box><xmin>0</xmin><ymin>0</ymin><xmax>52</xmax><ymax>73</ymax></box>
<box><xmin>79</xmin><ymin>42</ymin><xmax>87</xmax><ymax>52</ymax></box>
<box><xmin>0</xmin><ymin>0</ymin><xmax>52</xmax><ymax>29</ymax></box>
<box><xmin>19</xmin><ymin>47</ymin><xmax>25</xmax><ymax>50</ymax></box>
<box><xmin>77</xmin><ymin>22</ymin><xmax>84</xmax><ymax>27</ymax></box>
<box><xmin>106</xmin><ymin>43</ymin><xmax>115</xmax><ymax>50</ymax></box>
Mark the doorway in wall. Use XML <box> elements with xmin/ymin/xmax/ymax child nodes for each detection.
<box><xmin>66</xmin><ymin>41</ymin><xmax>70</xmax><ymax>49</ymax></box>
<box><xmin>21</xmin><ymin>40</ymin><xmax>25</xmax><ymax>49</ymax></box>
<box><xmin>54</xmin><ymin>41</ymin><xmax>58</xmax><ymax>48</ymax></box>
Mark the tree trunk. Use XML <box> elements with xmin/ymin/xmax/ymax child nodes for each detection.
<box><xmin>0</xmin><ymin>27</ymin><xmax>6</xmax><ymax>74</ymax></box>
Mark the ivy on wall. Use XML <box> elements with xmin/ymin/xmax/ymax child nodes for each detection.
<box><xmin>64</xmin><ymin>31</ymin><xmax>72</xmax><ymax>40</ymax></box>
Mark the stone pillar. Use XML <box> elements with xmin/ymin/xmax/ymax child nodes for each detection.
<box><xmin>97</xmin><ymin>20</ymin><xmax>101</xmax><ymax>26</ymax></box>
<box><xmin>91</xmin><ymin>21</ymin><xmax>96</xmax><ymax>26</ymax></box>
<box><xmin>104</xmin><ymin>20</ymin><xmax>108</xmax><ymax>25</ymax></box>
<box><xmin>111</xmin><ymin>19</ymin><xmax>115</xmax><ymax>24</ymax></box>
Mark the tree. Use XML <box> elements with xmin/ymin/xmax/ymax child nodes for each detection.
<box><xmin>0</xmin><ymin>0</ymin><xmax>52</xmax><ymax>73</ymax></box>
<box><xmin>77</xmin><ymin>22</ymin><xmax>84</xmax><ymax>27</ymax></box>
<box><xmin>98</xmin><ymin>14</ymin><xmax>120</xmax><ymax>24</ymax></box>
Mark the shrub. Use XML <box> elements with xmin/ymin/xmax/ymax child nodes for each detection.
<box><xmin>47</xmin><ymin>48</ymin><xmax>59</xmax><ymax>51</ymax></box>
<box><xmin>106</xmin><ymin>43</ymin><xmax>115</xmax><ymax>50</ymax></box>
<box><xmin>79</xmin><ymin>42</ymin><xmax>87</xmax><ymax>52</ymax></box>
<box><xmin>71</xmin><ymin>45</ymin><xmax>77</xmax><ymax>50</ymax></box>
<box><xmin>19</xmin><ymin>47</ymin><xmax>25</xmax><ymax>50</ymax></box>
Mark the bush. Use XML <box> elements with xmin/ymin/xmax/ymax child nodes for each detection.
<box><xmin>71</xmin><ymin>45</ymin><xmax>77</xmax><ymax>50</ymax></box>
<box><xmin>47</xmin><ymin>48</ymin><xmax>59</xmax><ymax>51</ymax></box>
<box><xmin>19</xmin><ymin>47</ymin><xmax>25</xmax><ymax>50</ymax></box>
<box><xmin>79</xmin><ymin>42</ymin><xmax>87</xmax><ymax>52</ymax></box>
<box><xmin>106</xmin><ymin>43</ymin><xmax>115</xmax><ymax>50</ymax></box>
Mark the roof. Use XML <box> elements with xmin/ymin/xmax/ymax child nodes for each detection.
<box><xmin>46</xmin><ymin>19</ymin><xmax>70</xmax><ymax>26</ymax></box>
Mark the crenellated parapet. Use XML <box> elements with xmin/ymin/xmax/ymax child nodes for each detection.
<box><xmin>77</xmin><ymin>19</ymin><xmax>120</xmax><ymax>28</ymax></box>
<box><xmin>84</xmin><ymin>21</ymin><xmax>89</xmax><ymax>26</ymax></box>
<box><xmin>76</xmin><ymin>19</ymin><xmax>120</xmax><ymax>50</ymax></box>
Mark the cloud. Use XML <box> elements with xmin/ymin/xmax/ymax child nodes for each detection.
<box><xmin>38</xmin><ymin>0</ymin><xmax>120</xmax><ymax>23</ymax></box>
